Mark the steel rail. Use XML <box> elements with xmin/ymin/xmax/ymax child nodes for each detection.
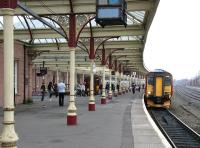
<box><xmin>175</xmin><ymin>86</ymin><xmax>200</xmax><ymax>101</ymax></box>
<box><xmin>149</xmin><ymin>109</ymin><xmax>200</xmax><ymax>148</ymax></box>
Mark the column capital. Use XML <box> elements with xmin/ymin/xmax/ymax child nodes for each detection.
<box><xmin>0</xmin><ymin>8</ymin><xmax>15</xmax><ymax>15</ymax></box>
<box><xmin>69</xmin><ymin>47</ymin><xmax>76</xmax><ymax>51</ymax></box>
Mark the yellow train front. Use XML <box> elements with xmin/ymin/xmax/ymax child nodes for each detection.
<box><xmin>144</xmin><ymin>69</ymin><xmax>173</xmax><ymax>108</ymax></box>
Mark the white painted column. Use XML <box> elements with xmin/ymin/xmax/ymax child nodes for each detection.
<box><xmin>129</xmin><ymin>75</ymin><xmax>132</xmax><ymax>92</ymax></box>
<box><xmin>121</xmin><ymin>73</ymin><xmax>125</xmax><ymax>94</ymax></box>
<box><xmin>56</xmin><ymin>68</ymin><xmax>59</xmax><ymax>84</ymax></box>
<box><xmin>89</xmin><ymin>60</ymin><xmax>95</xmax><ymax>111</ymax></box>
<box><xmin>67</xmin><ymin>48</ymin><xmax>77</xmax><ymax>125</ymax></box>
<box><xmin>114</xmin><ymin>72</ymin><xmax>118</xmax><ymax>97</ymax></box>
<box><xmin>82</xmin><ymin>73</ymin><xmax>85</xmax><ymax>84</ymax></box>
<box><xmin>108</xmin><ymin>70</ymin><xmax>112</xmax><ymax>99</ymax></box>
<box><xmin>119</xmin><ymin>72</ymin><xmax>122</xmax><ymax>95</ymax></box>
<box><xmin>126</xmin><ymin>75</ymin><xmax>129</xmax><ymax>92</ymax></box>
<box><xmin>101</xmin><ymin>66</ymin><xmax>106</xmax><ymax>104</ymax></box>
<box><xmin>0</xmin><ymin>8</ymin><xmax>19</xmax><ymax>148</ymax></box>
<box><xmin>66</xmin><ymin>71</ymin><xmax>69</xmax><ymax>90</ymax></box>
<box><xmin>75</xmin><ymin>70</ymin><xmax>77</xmax><ymax>87</ymax></box>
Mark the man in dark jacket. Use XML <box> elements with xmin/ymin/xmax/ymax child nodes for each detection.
<box><xmin>41</xmin><ymin>82</ymin><xmax>46</xmax><ymax>101</ymax></box>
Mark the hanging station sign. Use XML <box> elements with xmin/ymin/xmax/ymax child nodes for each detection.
<box><xmin>95</xmin><ymin>0</ymin><xmax>127</xmax><ymax>27</ymax></box>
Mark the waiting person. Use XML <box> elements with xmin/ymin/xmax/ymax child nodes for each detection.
<box><xmin>99</xmin><ymin>83</ymin><xmax>102</xmax><ymax>95</ymax></box>
<box><xmin>132</xmin><ymin>83</ymin><xmax>136</xmax><ymax>94</ymax></box>
<box><xmin>117</xmin><ymin>83</ymin><xmax>120</xmax><ymax>93</ymax></box>
<box><xmin>41</xmin><ymin>82</ymin><xmax>46</xmax><ymax>101</ymax></box>
<box><xmin>138</xmin><ymin>85</ymin><xmax>141</xmax><ymax>92</ymax></box>
<box><xmin>53</xmin><ymin>83</ymin><xmax>58</xmax><ymax>97</ymax></box>
<box><xmin>57</xmin><ymin>81</ymin><xmax>66</xmax><ymax>106</ymax></box>
<box><xmin>105</xmin><ymin>82</ymin><xmax>109</xmax><ymax>93</ymax></box>
<box><xmin>76</xmin><ymin>83</ymin><xmax>81</xmax><ymax>96</ymax></box>
<box><xmin>96</xmin><ymin>84</ymin><xmax>99</xmax><ymax>95</ymax></box>
<box><xmin>111</xmin><ymin>83</ymin><xmax>115</xmax><ymax>92</ymax></box>
<box><xmin>81</xmin><ymin>83</ymin><xmax>85</xmax><ymax>96</ymax></box>
<box><xmin>48</xmin><ymin>82</ymin><xmax>53</xmax><ymax>101</ymax></box>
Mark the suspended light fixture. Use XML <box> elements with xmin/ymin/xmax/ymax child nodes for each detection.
<box><xmin>95</xmin><ymin>0</ymin><xmax>127</xmax><ymax>27</ymax></box>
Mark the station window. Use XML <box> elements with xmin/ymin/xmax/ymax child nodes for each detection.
<box><xmin>14</xmin><ymin>61</ymin><xmax>18</xmax><ymax>94</ymax></box>
<box><xmin>97</xmin><ymin>0</ymin><xmax>121</xmax><ymax>5</ymax></box>
<box><xmin>97</xmin><ymin>8</ymin><xmax>120</xmax><ymax>18</ymax></box>
<box><xmin>165</xmin><ymin>76</ymin><xmax>171</xmax><ymax>86</ymax></box>
<box><xmin>109</xmin><ymin>0</ymin><xmax>121</xmax><ymax>5</ymax></box>
<box><xmin>147</xmin><ymin>77</ymin><xmax>154</xmax><ymax>85</ymax></box>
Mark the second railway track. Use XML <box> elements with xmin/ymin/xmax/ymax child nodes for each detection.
<box><xmin>149</xmin><ymin>109</ymin><xmax>200</xmax><ymax>148</ymax></box>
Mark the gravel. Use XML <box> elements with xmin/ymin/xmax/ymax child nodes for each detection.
<box><xmin>169</xmin><ymin>89</ymin><xmax>200</xmax><ymax>134</ymax></box>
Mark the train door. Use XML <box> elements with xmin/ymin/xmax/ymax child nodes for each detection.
<box><xmin>155</xmin><ymin>77</ymin><xmax>162</xmax><ymax>97</ymax></box>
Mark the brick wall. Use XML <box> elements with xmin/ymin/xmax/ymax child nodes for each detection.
<box><xmin>0</xmin><ymin>41</ymin><xmax>25</xmax><ymax>107</ymax></box>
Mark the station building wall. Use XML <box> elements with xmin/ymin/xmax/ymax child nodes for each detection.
<box><xmin>32</xmin><ymin>70</ymin><xmax>69</xmax><ymax>94</ymax></box>
<box><xmin>0</xmin><ymin>41</ymin><xmax>24</xmax><ymax>106</ymax></box>
<box><xmin>0</xmin><ymin>40</ymin><xmax>32</xmax><ymax>107</ymax></box>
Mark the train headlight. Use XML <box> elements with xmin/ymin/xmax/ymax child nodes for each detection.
<box><xmin>164</xmin><ymin>92</ymin><xmax>171</xmax><ymax>98</ymax></box>
<box><xmin>147</xmin><ymin>91</ymin><xmax>151</xmax><ymax>94</ymax></box>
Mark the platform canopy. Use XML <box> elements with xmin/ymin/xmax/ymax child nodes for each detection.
<box><xmin>0</xmin><ymin>0</ymin><xmax>160</xmax><ymax>75</ymax></box>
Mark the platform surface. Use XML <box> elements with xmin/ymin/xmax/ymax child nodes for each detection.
<box><xmin>131</xmin><ymin>94</ymin><xmax>169</xmax><ymax>148</ymax></box>
<box><xmin>0</xmin><ymin>91</ymin><xmax>169</xmax><ymax>148</ymax></box>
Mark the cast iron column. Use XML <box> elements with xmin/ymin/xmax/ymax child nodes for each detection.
<box><xmin>88</xmin><ymin>37</ymin><xmax>95</xmax><ymax>111</ymax></box>
<box><xmin>129</xmin><ymin>75</ymin><xmax>132</xmax><ymax>92</ymax></box>
<box><xmin>108</xmin><ymin>55</ymin><xmax>112</xmax><ymax>100</ymax></box>
<box><xmin>66</xmin><ymin>71</ymin><xmax>69</xmax><ymax>90</ymax></box>
<box><xmin>101</xmin><ymin>65</ymin><xmax>106</xmax><ymax>104</ymax></box>
<box><xmin>0</xmin><ymin>8</ymin><xmax>19</xmax><ymax>148</ymax></box>
<box><xmin>67</xmin><ymin>14</ymin><xmax>77</xmax><ymax>125</ymax></box>
<box><xmin>126</xmin><ymin>75</ymin><xmax>129</xmax><ymax>93</ymax></box>
<box><xmin>89</xmin><ymin>59</ymin><xmax>95</xmax><ymax>111</ymax></box>
<box><xmin>56</xmin><ymin>68</ymin><xmax>59</xmax><ymax>84</ymax></box>
<box><xmin>118</xmin><ymin>64</ymin><xmax>122</xmax><ymax>95</ymax></box>
<box><xmin>114</xmin><ymin>60</ymin><xmax>118</xmax><ymax>97</ymax></box>
<box><xmin>101</xmin><ymin>48</ymin><xmax>106</xmax><ymax>104</ymax></box>
<box><xmin>108</xmin><ymin>70</ymin><xmax>112</xmax><ymax>99</ymax></box>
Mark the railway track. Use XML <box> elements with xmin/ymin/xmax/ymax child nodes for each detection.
<box><xmin>175</xmin><ymin>86</ymin><xmax>200</xmax><ymax>101</ymax></box>
<box><xmin>149</xmin><ymin>109</ymin><xmax>200</xmax><ymax>148</ymax></box>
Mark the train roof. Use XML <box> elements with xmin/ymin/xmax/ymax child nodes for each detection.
<box><xmin>146</xmin><ymin>69</ymin><xmax>172</xmax><ymax>77</ymax></box>
<box><xmin>153</xmin><ymin>69</ymin><xmax>166</xmax><ymax>72</ymax></box>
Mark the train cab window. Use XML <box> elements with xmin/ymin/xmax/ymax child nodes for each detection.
<box><xmin>147</xmin><ymin>77</ymin><xmax>154</xmax><ymax>85</ymax></box>
<box><xmin>165</xmin><ymin>76</ymin><xmax>171</xmax><ymax>86</ymax></box>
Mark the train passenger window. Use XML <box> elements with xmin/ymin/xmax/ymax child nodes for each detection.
<box><xmin>147</xmin><ymin>77</ymin><xmax>154</xmax><ymax>85</ymax></box>
<box><xmin>165</xmin><ymin>77</ymin><xmax>171</xmax><ymax>86</ymax></box>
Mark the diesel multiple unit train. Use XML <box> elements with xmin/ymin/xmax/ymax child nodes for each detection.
<box><xmin>144</xmin><ymin>69</ymin><xmax>173</xmax><ymax>108</ymax></box>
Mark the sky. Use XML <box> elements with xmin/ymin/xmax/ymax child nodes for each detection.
<box><xmin>144</xmin><ymin>0</ymin><xmax>200</xmax><ymax>80</ymax></box>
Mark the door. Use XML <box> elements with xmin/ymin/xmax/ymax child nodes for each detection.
<box><xmin>156</xmin><ymin>77</ymin><xmax>162</xmax><ymax>97</ymax></box>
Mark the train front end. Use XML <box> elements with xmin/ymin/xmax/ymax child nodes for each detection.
<box><xmin>144</xmin><ymin>70</ymin><xmax>173</xmax><ymax>108</ymax></box>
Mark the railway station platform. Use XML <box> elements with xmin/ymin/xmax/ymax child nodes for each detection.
<box><xmin>0</xmin><ymin>92</ymin><xmax>170</xmax><ymax>148</ymax></box>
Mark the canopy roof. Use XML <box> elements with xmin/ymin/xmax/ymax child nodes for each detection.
<box><xmin>0</xmin><ymin>0</ymin><xmax>160</xmax><ymax>75</ymax></box>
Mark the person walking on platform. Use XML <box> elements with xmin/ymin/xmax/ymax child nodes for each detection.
<box><xmin>53</xmin><ymin>83</ymin><xmax>58</xmax><ymax>97</ymax></box>
<box><xmin>57</xmin><ymin>81</ymin><xmax>66</xmax><ymax>106</ymax></box>
<box><xmin>48</xmin><ymin>82</ymin><xmax>53</xmax><ymax>101</ymax></box>
<box><xmin>132</xmin><ymin>83</ymin><xmax>136</xmax><ymax>94</ymax></box>
<box><xmin>106</xmin><ymin>82</ymin><xmax>109</xmax><ymax>94</ymax></box>
<box><xmin>117</xmin><ymin>83</ymin><xmax>120</xmax><ymax>93</ymax></box>
<box><xmin>138</xmin><ymin>85</ymin><xmax>141</xmax><ymax>92</ymax></box>
<box><xmin>41</xmin><ymin>82</ymin><xmax>46</xmax><ymax>101</ymax></box>
<box><xmin>81</xmin><ymin>83</ymin><xmax>85</xmax><ymax>96</ymax></box>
